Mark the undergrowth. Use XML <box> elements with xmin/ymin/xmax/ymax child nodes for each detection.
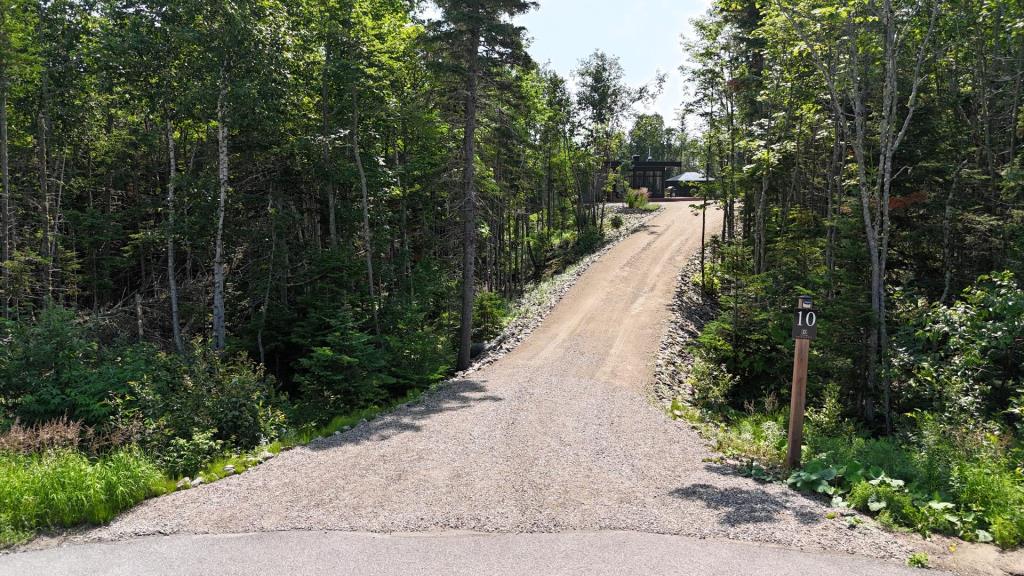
<box><xmin>0</xmin><ymin>448</ymin><xmax>167</xmax><ymax>546</ymax></box>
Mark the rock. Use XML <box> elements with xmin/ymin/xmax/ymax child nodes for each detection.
<box><xmin>176</xmin><ymin>477</ymin><xmax>191</xmax><ymax>490</ymax></box>
<box><xmin>191</xmin><ymin>477</ymin><xmax>204</xmax><ymax>487</ymax></box>
<box><xmin>333</xmin><ymin>430</ymin><xmax>342</xmax><ymax>436</ymax></box>
<box><xmin>223</xmin><ymin>465</ymin><xmax>235</xmax><ymax>475</ymax></box>
<box><xmin>341</xmin><ymin>426</ymin><xmax>351</xmax><ymax>431</ymax></box>
<box><xmin>258</xmin><ymin>451</ymin><xmax>275</xmax><ymax>461</ymax></box>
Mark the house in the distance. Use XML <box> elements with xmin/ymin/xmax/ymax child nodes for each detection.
<box><xmin>665</xmin><ymin>171</ymin><xmax>714</xmax><ymax>198</ymax></box>
<box><xmin>629</xmin><ymin>155</ymin><xmax>682</xmax><ymax>199</ymax></box>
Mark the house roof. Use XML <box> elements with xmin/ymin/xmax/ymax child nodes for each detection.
<box><xmin>666</xmin><ymin>171</ymin><xmax>714</xmax><ymax>183</ymax></box>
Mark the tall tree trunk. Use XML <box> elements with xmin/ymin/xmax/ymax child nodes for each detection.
<box><xmin>457</xmin><ymin>28</ymin><xmax>481</xmax><ymax>371</ymax></box>
<box><xmin>212</xmin><ymin>70</ymin><xmax>229</xmax><ymax>351</ymax></box>
<box><xmin>0</xmin><ymin>53</ymin><xmax>10</xmax><ymax>318</ymax></box>
<box><xmin>37</xmin><ymin>109</ymin><xmax>52</xmax><ymax>301</ymax></box>
<box><xmin>323</xmin><ymin>51</ymin><xmax>337</xmax><ymax>248</ymax></box>
<box><xmin>352</xmin><ymin>87</ymin><xmax>379</xmax><ymax>335</ymax></box>
<box><xmin>166</xmin><ymin>120</ymin><xmax>184</xmax><ymax>354</ymax></box>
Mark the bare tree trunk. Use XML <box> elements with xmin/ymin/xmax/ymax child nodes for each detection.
<box><xmin>212</xmin><ymin>70</ymin><xmax>229</xmax><ymax>351</ymax></box>
<box><xmin>352</xmin><ymin>87</ymin><xmax>379</xmax><ymax>335</ymax></box>
<box><xmin>258</xmin><ymin>190</ymin><xmax>276</xmax><ymax>366</ymax></box>
<box><xmin>457</xmin><ymin>28</ymin><xmax>481</xmax><ymax>371</ymax></box>
<box><xmin>166</xmin><ymin>120</ymin><xmax>184</xmax><ymax>353</ymax></box>
<box><xmin>941</xmin><ymin>162</ymin><xmax>966</xmax><ymax>304</ymax></box>
<box><xmin>0</xmin><ymin>53</ymin><xmax>9</xmax><ymax>318</ymax></box>
<box><xmin>135</xmin><ymin>293</ymin><xmax>144</xmax><ymax>342</ymax></box>
<box><xmin>323</xmin><ymin>52</ymin><xmax>337</xmax><ymax>248</ymax></box>
<box><xmin>37</xmin><ymin>109</ymin><xmax>52</xmax><ymax>301</ymax></box>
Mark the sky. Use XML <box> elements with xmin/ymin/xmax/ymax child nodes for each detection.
<box><xmin>516</xmin><ymin>0</ymin><xmax>714</xmax><ymax>130</ymax></box>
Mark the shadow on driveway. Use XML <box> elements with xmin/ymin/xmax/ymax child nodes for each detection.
<box><xmin>306</xmin><ymin>379</ymin><xmax>502</xmax><ymax>450</ymax></box>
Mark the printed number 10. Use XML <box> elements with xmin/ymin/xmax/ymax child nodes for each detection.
<box><xmin>797</xmin><ymin>311</ymin><xmax>817</xmax><ymax>327</ymax></box>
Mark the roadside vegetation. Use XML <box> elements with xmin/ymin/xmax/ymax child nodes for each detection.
<box><xmin>0</xmin><ymin>205</ymin><xmax>650</xmax><ymax>546</ymax></box>
<box><xmin>670</xmin><ymin>0</ymin><xmax>1024</xmax><ymax>552</ymax></box>
<box><xmin>674</xmin><ymin>248</ymin><xmax>1023</xmax><ymax>548</ymax></box>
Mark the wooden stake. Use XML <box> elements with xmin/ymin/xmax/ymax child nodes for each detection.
<box><xmin>786</xmin><ymin>295</ymin><xmax>815</xmax><ymax>470</ymax></box>
<box><xmin>786</xmin><ymin>336</ymin><xmax>809</xmax><ymax>470</ymax></box>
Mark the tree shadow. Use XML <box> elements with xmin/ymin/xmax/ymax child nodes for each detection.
<box><xmin>305</xmin><ymin>379</ymin><xmax>502</xmax><ymax>450</ymax></box>
<box><xmin>669</xmin><ymin>464</ymin><xmax>822</xmax><ymax>527</ymax></box>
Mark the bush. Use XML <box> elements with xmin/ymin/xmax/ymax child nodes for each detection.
<box><xmin>156</xmin><ymin>429</ymin><xmax>223</xmax><ymax>478</ymax></box>
<box><xmin>626</xmin><ymin>188</ymin><xmax>650</xmax><ymax>210</ymax></box>
<box><xmin>293</xmin><ymin>311</ymin><xmax>389</xmax><ymax>422</ymax></box>
<box><xmin>474</xmin><ymin>291</ymin><xmax>509</xmax><ymax>342</ymax></box>
<box><xmin>687</xmin><ymin>357</ymin><xmax>737</xmax><ymax>412</ymax></box>
<box><xmin>0</xmin><ymin>307</ymin><xmax>122</xmax><ymax>426</ymax></box>
<box><xmin>574</xmin><ymin>226</ymin><xmax>605</xmax><ymax>256</ymax></box>
<box><xmin>116</xmin><ymin>341</ymin><xmax>286</xmax><ymax>463</ymax></box>
<box><xmin>609</xmin><ymin>214</ymin><xmax>624</xmax><ymax>229</ymax></box>
<box><xmin>0</xmin><ymin>448</ymin><xmax>165</xmax><ymax>542</ymax></box>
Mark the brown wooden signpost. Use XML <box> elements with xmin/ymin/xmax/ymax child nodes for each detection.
<box><xmin>786</xmin><ymin>295</ymin><xmax>817</xmax><ymax>470</ymax></box>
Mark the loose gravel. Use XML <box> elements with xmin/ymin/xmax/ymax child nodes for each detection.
<box><xmin>71</xmin><ymin>203</ymin><xmax>912</xmax><ymax>561</ymax></box>
<box><xmin>465</xmin><ymin>204</ymin><xmax>660</xmax><ymax>374</ymax></box>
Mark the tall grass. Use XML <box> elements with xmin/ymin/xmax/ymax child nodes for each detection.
<box><xmin>0</xmin><ymin>448</ymin><xmax>166</xmax><ymax>546</ymax></box>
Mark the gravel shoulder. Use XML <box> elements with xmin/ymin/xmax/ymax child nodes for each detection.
<box><xmin>57</xmin><ymin>202</ymin><xmax>914</xmax><ymax>561</ymax></box>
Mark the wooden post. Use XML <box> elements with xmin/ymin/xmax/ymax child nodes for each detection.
<box><xmin>786</xmin><ymin>295</ymin><xmax>815</xmax><ymax>470</ymax></box>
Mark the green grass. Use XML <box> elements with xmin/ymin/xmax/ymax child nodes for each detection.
<box><xmin>0</xmin><ymin>448</ymin><xmax>167</xmax><ymax>547</ymax></box>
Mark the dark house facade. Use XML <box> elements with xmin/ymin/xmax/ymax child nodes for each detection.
<box><xmin>629</xmin><ymin>155</ymin><xmax>682</xmax><ymax>198</ymax></box>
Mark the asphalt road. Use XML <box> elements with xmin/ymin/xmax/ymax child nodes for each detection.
<box><xmin>0</xmin><ymin>531</ymin><xmax>946</xmax><ymax>576</ymax></box>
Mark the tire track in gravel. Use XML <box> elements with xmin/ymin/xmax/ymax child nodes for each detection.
<box><xmin>76</xmin><ymin>201</ymin><xmax>915</xmax><ymax>560</ymax></box>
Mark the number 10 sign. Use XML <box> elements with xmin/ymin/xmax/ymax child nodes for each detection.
<box><xmin>792</xmin><ymin>298</ymin><xmax>818</xmax><ymax>340</ymax></box>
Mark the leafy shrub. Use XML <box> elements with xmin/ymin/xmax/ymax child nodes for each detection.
<box><xmin>0</xmin><ymin>448</ymin><xmax>165</xmax><ymax>542</ymax></box>
<box><xmin>574</xmin><ymin>226</ymin><xmax>605</xmax><ymax>257</ymax></box>
<box><xmin>116</xmin><ymin>341</ymin><xmax>285</xmax><ymax>460</ymax></box>
<box><xmin>626</xmin><ymin>188</ymin><xmax>650</xmax><ymax>210</ymax></box>
<box><xmin>848</xmin><ymin>479</ymin><xmax>920</xmax><ymax>527</ymax></box>
<box><xmin>806</xmin><ymin>383</ymin><xmax>855</xmax><ymax>439</ymax></box>
<box><xmin>156</xmin><ymin>429</ymin><xmax>223</xmax><ymax>478</ymax></box>
<box><xmin>896</xmin><ymin>271</ymin><xmax>1023</xmax><ymax>424</ymax></box>
<box><xmin>686</xmin><ymin>357</ymin><xmax>737</xmax><ymax>412</ymax></box>
<box><xmin>609</xmin><ymin>214</ymin><xmax>624</xmax><ymax>229</ymax></box>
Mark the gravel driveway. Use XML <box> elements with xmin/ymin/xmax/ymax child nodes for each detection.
<box><xmin>83</xmin><ymin>202</ymin><xmax>911</xmax><ymax>560</ymax></box>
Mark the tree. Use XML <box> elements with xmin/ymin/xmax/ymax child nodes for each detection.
<box><xmin>430</xmin><ymin>0</ymin><xmax>536</xmax><ymax>371</ymax></box>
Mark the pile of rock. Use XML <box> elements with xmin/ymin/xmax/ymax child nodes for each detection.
<box><xmin>651</xmin><ymin>253</ymin><xmax>719</xmax><ymax>407</ymax></box>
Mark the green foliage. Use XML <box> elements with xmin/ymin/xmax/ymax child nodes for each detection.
<box><xmin>293</xmin><ymin>310</ymin><xmax>390</xmax><ymax>422</ymax></box>
<box><xmin>895</xmin><ymin>272</ymin><xmax>1023</xmax><ymax>424</ymax></box>
<box><xmin>609</xmin><ymin>214</ymin><xmax>624</xmax><ymax>229</ymax></box>
<box><xmin>0</xmin><ymin>307</ymin><xmax>120</xmax><ymax>426</ymax></box>
<box><xmin>0</xmin><ymin>448</ymin><xmax>165</xmax><ymax>543</ymax></box>
<box><xmin>156</xmin><ymin>430</ymin><xmax>223</xmax><ymax>478</ymax></box>
<box><xmin>626</xmin><ymin>188</ymin><xmax>650</xmax><ymax>210</ymax></box>
<box><xmin>906</xmin><ymin>552</ymin><xmax>929</xmax><ymax>568</ymax></box>
<box><xmin>115</xmin><ymin>341</ymin><xmax>285</xmax><ymax>460</ymax></box>
<box><xmin>574</xmin><ymin>226</ymin><xmax>606</xmax><ymax>257</ymax></box>
<box><xmin>473</xmin><ymin>291</ymin><xmax>510</xmax><ymax>342</ymax></box>
<box><xmin>686</xmin><ymin>356</ymin><xmax>738</xmax><ymax>412</ymax></box>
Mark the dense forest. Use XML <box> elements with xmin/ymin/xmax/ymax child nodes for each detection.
<box><xmin>680</xmin><ymin>0</ymin><xmax>1024</xmax><ymax>549</ymax></box>
<box><xmin>0</xmin><ymin>0</ymin><xmax>675</xmax><ymax>424</ymax></box>
<box><xmin>0</xmin><ymin>0</ymin><xmax>681</xmax><ymax>531</ymax></box>
<box><xmin>0</xmin><ymin>0</ymin><xmax>1021</xmax><ymax>553</ymax></box>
